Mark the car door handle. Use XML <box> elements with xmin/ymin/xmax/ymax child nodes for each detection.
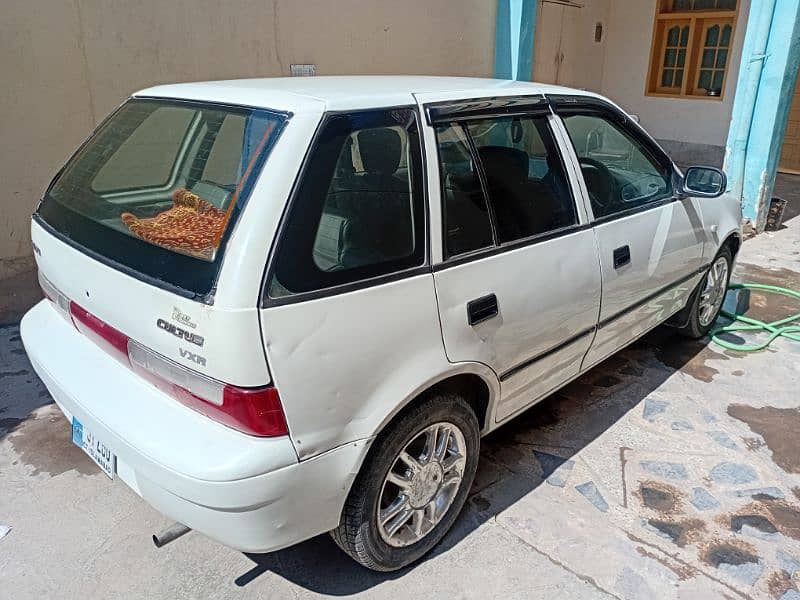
<box><xmin>467</xmin><ymin>294</ymin><xmax>498</xmax><ymax>326</ymax></box>
<box><xmin>613</xmin><ymin>245</ymin><xmax>631</xmax><ymax>269</ymax></box>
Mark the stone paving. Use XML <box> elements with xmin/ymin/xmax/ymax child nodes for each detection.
<box><xmin>464</xmin><ymin>203</ymin><xmax>800</xmax><ymax>599</ymax></box>
<box><xmin>1</xmin><ymin>191</ymin><xmax>799</xmax><ymax>598</ymax></box>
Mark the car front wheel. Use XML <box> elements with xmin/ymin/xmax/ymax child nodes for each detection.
<box><xmin>678</xmin><ymin>246</ymin><xmax>732</xmax><ymax>339</ymax></box>
<box><xmin>331</xmin><ymin>393</ymin><xmax>480</xmax><ymax>571</ymax></box>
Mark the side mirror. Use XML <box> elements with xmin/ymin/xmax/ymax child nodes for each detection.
<box><xmin>681</xmin><ymin>166</ymin><xmax>726</xmax><ymax>198</ymax></box>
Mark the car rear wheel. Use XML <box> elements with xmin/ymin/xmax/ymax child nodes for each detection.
<box><xmin>331</xmin><ymin>393</ymin><xmax>480</xmax><ymax>571</ymax></box>
<box><xmin>678</xmin><ymin>246</ymin><xmax>732</xmax><ymax>339</ymax></box>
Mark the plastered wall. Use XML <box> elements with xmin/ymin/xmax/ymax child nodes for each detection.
<box><xmin>0</xmin><ymin>0</ymin><xmax>497</xmax><ymax>265</ymax></box>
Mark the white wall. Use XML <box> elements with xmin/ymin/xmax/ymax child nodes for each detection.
<box><xmin>600</xmin><ymin>0</ymin><xmax>750</xmax><ymax>149</ymax></box>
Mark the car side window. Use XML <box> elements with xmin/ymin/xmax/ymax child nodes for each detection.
<box><xmin>435</xmin><ymin>115</ymin><xmax>577</xmax><ymax>257</ymax></box>
<box><xmin>561</xmin><ymin>113</ymin><xmax>673</xmax><ymax>219</ymax></box>
<box><xmin>434</xmin><ymin>123</ymin><xmax>495</xmax><ymax>257</ymax></box>
<box><xmin>466</xmin><ymin>116</ymin><xmax>577</xmax><ymax>243</ymax></box>
<box><xmin>269</xmin><ymin>109</ymin><xmax>424</xmax><ymax>298</ymax></box>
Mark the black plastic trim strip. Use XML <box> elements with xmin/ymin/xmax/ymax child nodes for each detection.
<box><xmin>432</xmin><ymin>222</ymin><xmax>593</xmax><ymax>272</ymax></box>
<box><xmin>597</xmin><ymin>264</ymin><xmax>710</xmax><ymax>329</ymax></box>
<box><xmin>263</xmin><ymin>265</ymin><xmax>432</xmax><ymax>308</ymax></box>
<box><xmin>499</xmin><ymin>326</ymin><xmax>596</xmax><ymax>382</ymax></box>
<box><xmin>497</xmin><ymin>262</ymin><xmax>710</xmax><ymax>382</ymax></box>
<box><xmin>590</xmin><ymin>196</ymin><xmax>679</xmax><ymax>225</ymax></box>
<box><xmin>461</xmin><ymin>123</ymin><xmax>500</xmax><ymax>246</ymax></box>
<box><xmin>425</xmin><ymin>95</ymin><xmax>550</xmax><ymax>124</ymax></box>
<box><xmin>547</xmin><ymin>94</ymin><xmax>627</xmax><ymax>123</ymax></box>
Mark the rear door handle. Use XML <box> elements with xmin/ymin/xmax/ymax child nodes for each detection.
<box><xmin>467</xmin><ymin>294</ymin><xmax>498</xmax><ymax>326</ymax></box>
<box><xmin>613</xmin><ymin>245</ymin><xmax>631</xmax><ymax>269</ymax></box>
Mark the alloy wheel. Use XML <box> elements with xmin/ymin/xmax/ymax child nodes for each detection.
<box><xmin>698</xmin><ymin>256</ymin><xmax>729</xmax><ymax>327</ymax></box>
<box><xmin>376</xmin><ymin>422</ymin><xmax>467</xmax><ymax>548</ymax></box>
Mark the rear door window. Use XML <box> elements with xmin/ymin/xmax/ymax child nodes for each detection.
<box><xmin>268</xmin><ymin>108</ymin><xmax>425</xmax><ymax>299</ymax></box>
<box><xmin>466</xmin><ymin>116</ymin><xmax>577</xmax><ymax>243</ymax></box>
<box><xmin>434</xmin><ymin>115</ymin><xmax>577</xmax><ymax>258</ymax></box>
<box><xmin>38</xmin><ymin>99</ymin><xmax>287</xmax><ymax>298</ymax></box>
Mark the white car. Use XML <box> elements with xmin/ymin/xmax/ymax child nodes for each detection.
<box><xmin>22</xmin><ymin>76</ymin><xmax>740</xmax><ymax>571</ymax></box>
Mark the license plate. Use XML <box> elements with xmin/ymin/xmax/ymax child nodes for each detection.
<box><xmin>72</xmin><ymin>417</ymin><xmax>116</xmax><ymax>479</ymax></box>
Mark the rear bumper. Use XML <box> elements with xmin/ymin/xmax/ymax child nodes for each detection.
<box><xmin>21</xmin><ymin>300</ymin><xmax>370</xmax><ymax>553</ymax></box>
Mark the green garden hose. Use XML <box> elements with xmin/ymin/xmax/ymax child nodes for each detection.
<box><xmin>710</xmin><ymin>283</ymin><xmax>800</xmax><ymax>351</ymax></box>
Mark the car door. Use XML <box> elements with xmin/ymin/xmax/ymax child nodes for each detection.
<box><xmin>259</xmin><ymin>107</ymin><xmax>452</xmax><ymax>459</ymax></box>
<box><xmin>420</xmin><ymin>96</ymin><xmax>602</xmax><ymax>423</ymax></box>
<box><xmin>549</xmin><ymin>96</ymin><xmax>707</xmax><ymax>369</ymax></box>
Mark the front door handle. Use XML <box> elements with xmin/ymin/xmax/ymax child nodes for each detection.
<box><xmin>467</xmin><ymin>294</ymin><xmax>498</xmax><ymax>326</ymax></box>
<box><xmin>613</xmin><ymin>245</ymin><xmax>631</xmax><ymax>269</ymax></box>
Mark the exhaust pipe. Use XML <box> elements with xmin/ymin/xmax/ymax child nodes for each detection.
<box><xmin>152</xmin><ymin>523</ymin><xmax>191</xmax><ymax>548</ymax></box>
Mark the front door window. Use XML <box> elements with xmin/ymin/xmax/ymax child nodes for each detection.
<box><xmin>561</xmin><ymin>113</ymin><xmax>673</xmax><ymax>219</ymax></box>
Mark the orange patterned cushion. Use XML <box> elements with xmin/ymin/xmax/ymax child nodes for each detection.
<box><xmin>121</xmin><ymin>189</ymin><xmax>226</xmax><ymax>259</ymax></box>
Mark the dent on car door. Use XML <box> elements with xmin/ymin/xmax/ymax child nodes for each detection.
<box><xmin>554</xmin><ymin>101</ymin><xmax>706</xmax><ymax>368</ymax></box>
<box><xmin>426</xmin><ymin>105</ymin><xmax>601</xmax><ymax>423</ymax></box>
<box><xmin>259</xmin><ymin>108</ymin><xmax>450</xmax><ymax>459</ymax></box>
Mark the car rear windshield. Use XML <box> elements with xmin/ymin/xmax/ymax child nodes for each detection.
<box><xmin>37</xmin><ymin>98</ymin><xmax>287</xmax><ymax>299</ymax></box>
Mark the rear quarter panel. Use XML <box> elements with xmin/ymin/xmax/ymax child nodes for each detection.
<box><xmin>260</xmin><ymin>275</ymin><xmax>499</xmax><ymax>460</ymax></box>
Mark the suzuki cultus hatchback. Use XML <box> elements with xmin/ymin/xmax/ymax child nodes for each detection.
<box><xmin>22</xmin><ymin>76</ymin><xmax>740</xmax><ymax>571</ymax></box>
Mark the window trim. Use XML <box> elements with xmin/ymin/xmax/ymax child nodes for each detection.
<box><xmin>645</xmin><ymin>2</ymin><xmax>739</xmax><ymax>100</ymax></box>
<box><xmin>425</xmin><ymin>95</ymin><xmax>551</xmax><ymax>124</ymax></box>
<box><xmin>651</xmin><ymin>18</ymin><xmax>692</xmax><ymax>95</ymax></box>
<box><xmin>260</xmin><ymin>106</ymin><xmax>431</xmax><ymax>309</ymax></box>
<box><xmin>433</xmin><ymin>109</ymin><xmax>582</xmax><ymax>263</ymax></box>
<box><xmin>431</xmin><ymin>222</ymin><xmax>593</xmax><ymax>272</ymax></box>
<box><xmin>549</xmin><ymin>94</ymin><xmax>681</xmax><ymax>223</ymax></box>
<box><xmin>461</xmin><ymin>122</ymin><xmax>500</xmax><ymax>248</ymax></box>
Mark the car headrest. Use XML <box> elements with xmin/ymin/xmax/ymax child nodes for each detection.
<box><xmin>478</xmin><ymin>146</ymin><xmax>529</xmax><ymax>182</ymax></box>
<box><xmin>357</xmin><ymin>128</ymin><xmax>402</xmax><ymax>175</ymax></box>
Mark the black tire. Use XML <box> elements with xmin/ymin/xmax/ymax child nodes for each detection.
<box><xmin>678</xmin><ymin>245</ymin><xmax>732</xmax><ymax>339</ymax></box>
<box><xmin>330</xmin><ymin>393</ymin><xmax>480</xmax><ymax>571</ymax></box>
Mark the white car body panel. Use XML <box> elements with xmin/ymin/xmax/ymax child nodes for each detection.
<box><xmin>30</xmin><ymin>220</ymin><xmax>272</xmax><ymax>387</ymax></box>
<box><xmin>22</xmin><ymin>299</ymin><xmax>371</xmax><ymax>553</ymax></box>
<box><xmin>430</xmin><ymin>232</ymin><xmax>601</xmax><ymax>423</ymax></box>
<box><xmin>260</xmin><ymin>274</ymin><xmax>455</xmax><ymax>459</ymax></box>
<box><xmin>583</xmin><ymin>199</ymin><xmax>707</xmax><ymax>369</ymax></box>
<box><xmin>21</xmin><ymin>76</ymin><xmax>742</xmax><ymax>555</ymax></box>
<box><xmin>211</xmin><ymin>110</ymin><xmax>324</xmax><ymax>308</ymax></box>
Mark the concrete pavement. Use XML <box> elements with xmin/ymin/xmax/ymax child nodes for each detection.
<box><xmin>1</xmin><ymin>182</ymin><xmax>800</xmax><ymax>599</ymax></box>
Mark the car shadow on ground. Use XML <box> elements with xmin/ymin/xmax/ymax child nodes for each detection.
<box><xmin>236</xmin><ymin>327</ymin><xmax>726</xmax><ymax>595</ymax></box>
<box><xmin>0</xmin><ymin>323</ymin><xmax>54</xmax><ymax>443</ymax></box>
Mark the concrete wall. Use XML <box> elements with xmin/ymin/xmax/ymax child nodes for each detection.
<box><xmin>600</xmin><ymin>0</ymin><xmax>751</xmax><ymax>165</ymax></box>
<box><xmin>0</xmin><ymin>0</ymin><xmax>497</xmax><ymax>269</ymax></box>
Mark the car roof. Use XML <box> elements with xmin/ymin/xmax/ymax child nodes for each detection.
<box><xmin>134</xmin><ymin>76</ymin><xmax>600</xmax><ymax>113</ymax></box>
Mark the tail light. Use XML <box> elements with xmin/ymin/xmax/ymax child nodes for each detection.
<box><xmin>128</xmin><ymin>341</ymin><xmax>288</xmax><ymax>437</ymax></box>
<box><xmin>70</xmin><ymin>302</ymin><xmax>130</xmax><ymax>361</ymax></box>
<box><xmin>38</xmin><ymin>270</ymin><xmax>70</xmax><ymax>317</ymax></box>
<box><xmin>39</xmin><ymin>272</ymin><xmax>287</xmax><ymax>437</ymax></box>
